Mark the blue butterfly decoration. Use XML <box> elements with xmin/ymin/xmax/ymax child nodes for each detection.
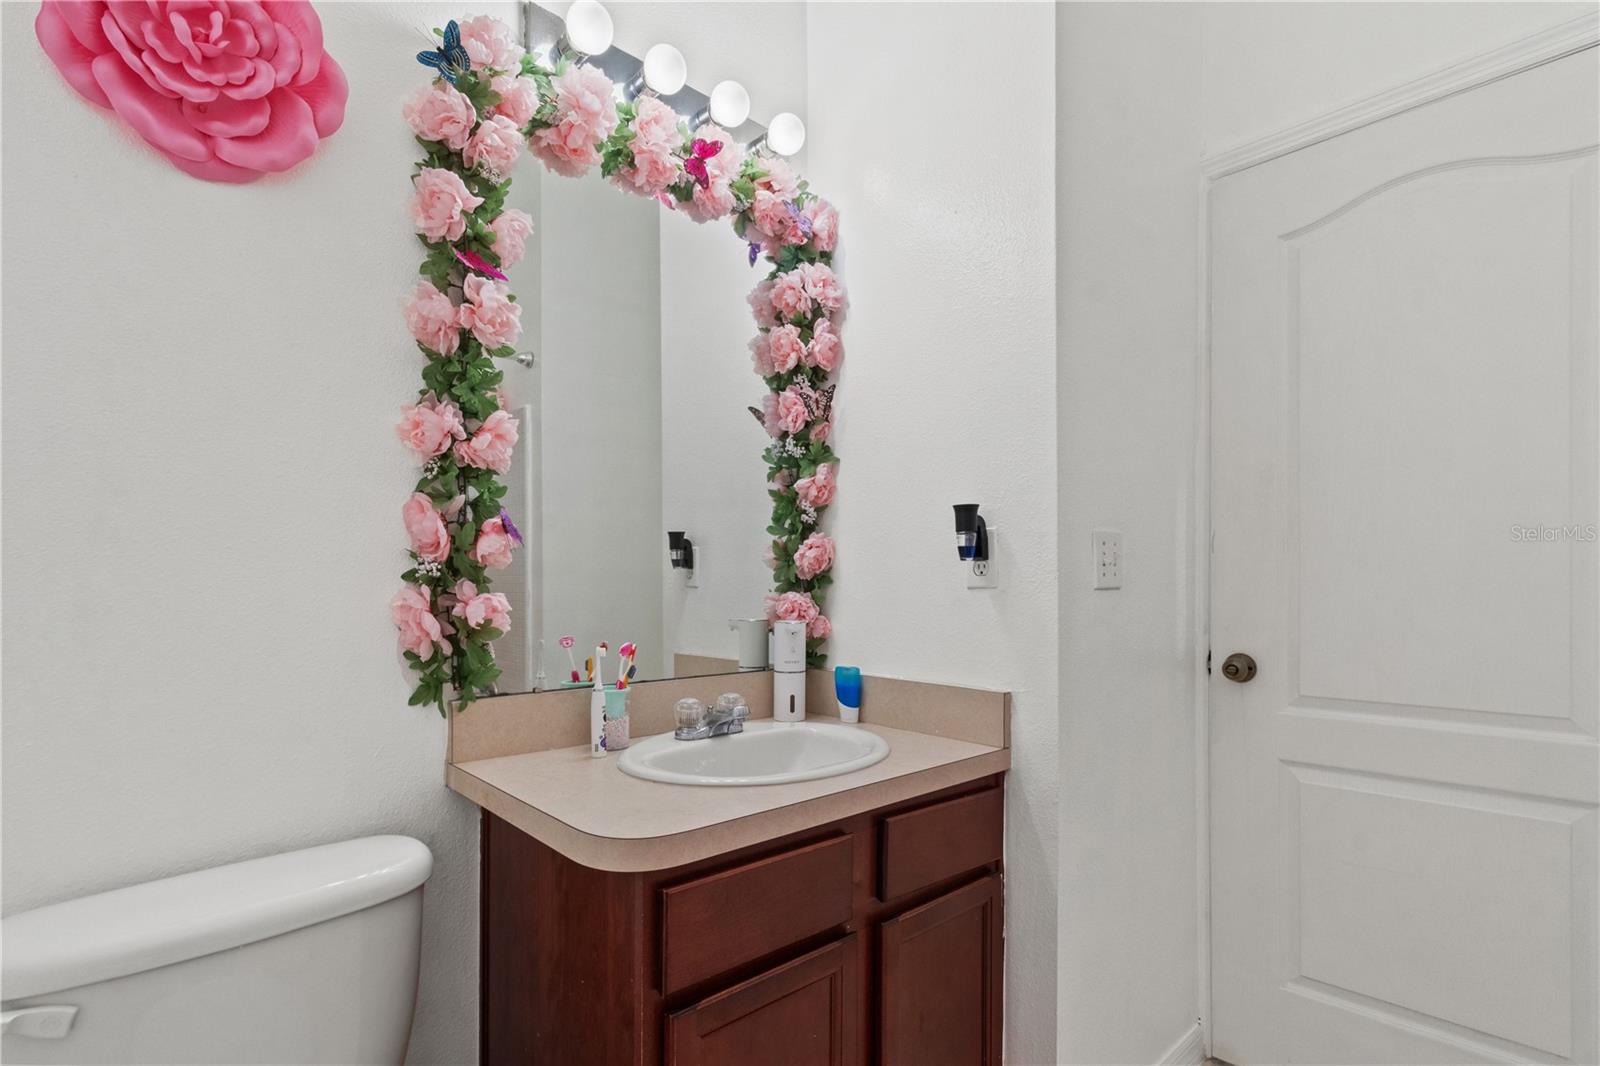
<box><xmin>417</xmin><ymin>21</ymin><xmax>471</xmax><ymax>84</ymax></box>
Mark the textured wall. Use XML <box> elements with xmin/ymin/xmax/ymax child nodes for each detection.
<box><xmin>802</xmin><ymin>5</ymin><xmax>1061</xmax><ymax>1062</ymax></box>
<box><xmin>1055</xmin><ymin>6</ymin><xmax>1204</xmax><ymax>1063</ymax></box>
<box><xmin>0</xmin><ymin>4</ymin><xmax>508</xmax><ymax>1062</ymax></box>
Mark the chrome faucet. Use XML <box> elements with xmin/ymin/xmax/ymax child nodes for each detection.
<box><xmin>674</xmin><ymin>695</ymin><xmax>750</xmax><ymax>741</ymax></box>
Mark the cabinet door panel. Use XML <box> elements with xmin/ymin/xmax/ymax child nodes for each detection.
<box><xmin>667</xmin><ymin>935</ymin><xmax>860</xmax><ymax>1066</ymax></box>
<box><xmin>879</xmin><ymin>876</ymin><xmax>1002</xmax><ymax>1066</ymax></box>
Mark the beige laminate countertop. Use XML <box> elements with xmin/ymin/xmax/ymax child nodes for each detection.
<box><xmin>447</xmin><ymin>717</ymin><xmax>1010</xmax><ymax>872</ymax></box>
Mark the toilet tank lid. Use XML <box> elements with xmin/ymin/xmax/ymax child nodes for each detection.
<box><xmin>1</xmin><ymin>835</ymin><xmax>432</xmax><ymax>1002</ymax></box>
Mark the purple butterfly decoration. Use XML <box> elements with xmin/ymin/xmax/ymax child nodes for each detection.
<box><xmin>499</xmin><ymin>508</ymin><xmax>523</xmax><ymax>545</ymax></box>
<box><xmin>785</xmin><ymin>201</ymin><xmax>814</xmax><ymax>241</ymax></box>
<box><xmin>748</xmin><ymin>241</ymin><xmax>762</xmax><ymax>266</ymax></box>
<box><xmin>682</xmin><ymin>138</ymin><xmax>722</xmax><ymax>189</ymax></box>
<box><xmin>455</xmin><ymin>248</ymin><xmax>508</xmax><ymax>281</ymax></box>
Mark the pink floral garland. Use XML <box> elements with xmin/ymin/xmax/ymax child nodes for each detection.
<box><xmin>394</xmin><ymin>16</ymin><xmax>843</xmax><ymax>713</ymax></box>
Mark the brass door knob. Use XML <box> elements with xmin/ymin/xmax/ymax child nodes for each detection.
<box><xmin>1221</xmin><ymin>653</ymin><xmax>1257</xmax><ymax>683</ymax></box>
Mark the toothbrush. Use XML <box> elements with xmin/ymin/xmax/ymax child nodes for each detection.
<box><xmin>616</xmin><ymin>642</ymin><xmax>637</xmax><ymax>689</ymax></box>
<box><xmin>589</xmin><ymin>642</ymin><xmax>609</xmax><ymax>758</ymax></box>
<box><xmin>560</xmin><ymin>635</ymin><xmax>579</xmax><ymax>682</ymax></box>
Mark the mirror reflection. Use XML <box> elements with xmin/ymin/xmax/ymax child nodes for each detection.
<box><xmin>492</xmin><ymin>153</ymin><xmax>776</xmax><ymax>692</ymax></box>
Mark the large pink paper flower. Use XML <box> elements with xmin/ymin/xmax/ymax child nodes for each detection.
<box><xmin>488</xmin><ymin>208</ymin><xmax>533</xmax><ymax>269</ymax></box>
<box><xmin>456</xmin><ymin>409</ymin><xmax>519</xmax><ymax>473</ymax></box>
<box><xmin>404</xmin><ymin>281</ymin><xmax>461</xmax><ymax>355</ymax></box>
<box><xmin>403</xmin><ymin>492</ymin><xmax>451</xmax><ymax>563</ymax></box>
<box><xmin>36</xmin><ymin>0</ymin><xmax>347</xmax><ymax>183</ymax></box>
<box><xmin>458</xmin><ymin>275</ymin><xmax>521</xmax><ymax>350</ymax></box>
<box><xmin>529</xmin><ymin>64</ymin><xmax>617</xmax><ymax>178</ymax></box>
<box><xmin>396</xmin><ymin>394</ymin><xmax>465</xmax><ymax>461</ymax></box>
<box><xmin>403</xmin><ymin>81</ymin><xmax>476</xmax><ymax>150</ymax></box>
<box><xmin>411</xmin><ymin>167</ymin><xmax>483</xmax><ymax>242</ymax></box>
<box><xmin>392</xmin><ymin>584</ymin><xmax>448</xmax><ymax>661</ymax></box>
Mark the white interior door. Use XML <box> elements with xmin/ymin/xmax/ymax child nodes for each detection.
<box><xmin>1209</xmin><ymin>47</ymin><xmax>1599</xmax><ymax>1065</ymax></box>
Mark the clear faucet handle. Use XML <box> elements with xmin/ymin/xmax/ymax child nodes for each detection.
<box><xmin>675</xmin><ymin>698</ymin><xmax>706</xmax><ymax>732</ymax></box>
<box><xmin>716</xmin><ymin>693</ymin><xmax>750</xmax><ymax>720</ymax></box>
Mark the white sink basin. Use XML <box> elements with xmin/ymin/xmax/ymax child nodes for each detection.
<box><xmin>616</xmin><ymin>720</ymin><xmax>890</xmax><ymax>786</ymax></box>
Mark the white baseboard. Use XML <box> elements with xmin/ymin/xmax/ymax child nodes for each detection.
<box><xmin>1156</xmin><ymin>1021</ymin><xmax>1206</xmax><ymax>1066</ymax></box>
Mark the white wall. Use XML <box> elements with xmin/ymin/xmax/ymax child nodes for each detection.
<box><xmin>1200</xmin><ymin>1</ymin><xmax>1595</xmax><ymax>155</ymax></box>
<box><xmin>803</xmin><ymin>5</ymin><xmax>1061</xmax><ymax>1063</ymax></box>
<box><xmin>1055</xmin><ymin>6</ymin><xmax>1203</xmax><ymax>1063</ymax></box>
<box><xmin>0</xmin><ymin>4</ymin><xmax>500</xmax><ymax>1063</ymax></box>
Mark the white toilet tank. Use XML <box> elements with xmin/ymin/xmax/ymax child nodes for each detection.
<box><xmin>1</xmin><ymin>835</ymin><xmax>433</xmax><ymax>1066</ymax></box>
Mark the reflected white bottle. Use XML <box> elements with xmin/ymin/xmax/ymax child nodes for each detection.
<box><xmin>772</xmin><ymin>620</ymin><xmax>807</xmax><ymax>722</ymax></box>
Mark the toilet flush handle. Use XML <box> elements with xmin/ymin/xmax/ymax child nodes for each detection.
<box><xmin>0</xmin><ymin>1005</ymin><xmax>78</xmax><ymax>1039</ymax></box>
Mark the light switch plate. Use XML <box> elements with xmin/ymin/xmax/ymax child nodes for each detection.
<box><xmin>685</xmin><ymin>550</ymin><xmax>701</xmax><ymax>588</ymax></box>
<box><xmin>1092</xmin><ymin>530</ymin><xmax>1122</xmax><ymax>589</ymax></box>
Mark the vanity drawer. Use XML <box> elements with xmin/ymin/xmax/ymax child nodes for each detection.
<box><xmin>661</xmin><ymin>834</ymin><xmax>854</xmax><ymax>995</ymax></box>
<box><xmin>878</xmin><ymin>787</ymin><xmax>1003</xmax><ymax>901</ymax></box>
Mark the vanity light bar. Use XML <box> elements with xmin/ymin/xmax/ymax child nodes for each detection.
<box><xmin>521</xmin><ymin>2</ymin><xmax>775</xmax><ymax>143</ymax></box>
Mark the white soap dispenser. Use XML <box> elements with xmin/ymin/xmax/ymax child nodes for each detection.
<box><xmin>772</xmin><ymin>619</ymin><xmax>807</xmax><ymax>722</ymax></box>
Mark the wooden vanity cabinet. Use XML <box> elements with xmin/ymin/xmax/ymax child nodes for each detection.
<box><xmin>480</xmin><ymin>774</ymin><xmax>1005</xmax><ymax>1066</ymax></box>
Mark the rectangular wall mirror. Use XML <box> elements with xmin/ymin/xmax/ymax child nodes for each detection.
<box><xmin>491</xmin><ymin>153</ymin><xmax>777</xmax><ymax>693</ymax></box>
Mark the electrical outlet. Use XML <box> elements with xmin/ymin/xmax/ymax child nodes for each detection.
<box><xmin>1093</xmin><ymin>530</ymin><xmax>1122</xmax><ymax>589</ymax></box>
<box><xmin>967</xmin><ymin>529</ymin><xmax>998</xmax><ymax>589</ymax></box>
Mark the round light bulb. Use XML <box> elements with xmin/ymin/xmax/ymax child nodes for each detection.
<box><xmin>708</xmin><ymin>80</ymin><xmax>750</xmax><ymax>129</ymax></box>
<box><xmin>766</xmin><ymin>112</ymin><xmax>806</xmax><ymax>156</ymax></box>
<box><xmin>642</xmin><ymin>43</ymin><xmax>687</xmax><ymax>95</ymax></box>
<box><xmin>564</xmin><ymin>1</ymin><xmax>613</xmax><ymax>56</ymax></box>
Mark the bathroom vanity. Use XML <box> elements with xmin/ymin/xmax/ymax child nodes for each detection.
<box><xmin>446</xmin><ymin>671</ymin><xmax>1010</xmax><ymax>1066</ymax></box>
